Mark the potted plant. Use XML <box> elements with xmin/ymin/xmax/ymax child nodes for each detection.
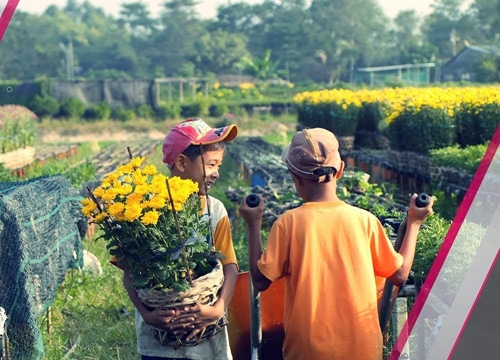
<box><xmin>81</xmin><ymin>153</ymin><xmax>226</xmax><ymax>348</ymax></box>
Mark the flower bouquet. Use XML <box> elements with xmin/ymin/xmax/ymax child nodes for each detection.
<box><xmin>81</xmin><ymin>153</ymin><xmax>227</xmax><ymax>348</ymax></box>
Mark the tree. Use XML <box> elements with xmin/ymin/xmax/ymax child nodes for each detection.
<box><xmin>308</xmin><ymin>0</ymin><xmax>389</xmax><ymax>83</ymax></box>
<box><xmin>240</xmin><ymin>49</ymin><xmax>283</xmax><ymax>80</ymax></box>
<box><xmin>192</xmin><ymin>29</ymin><xmax>250</xmax><ymax>74</ymax></box>
<box><xmin>118</xmin><ymin>1</ymin><xmax>157</xmax><ymax>36</ymax></box>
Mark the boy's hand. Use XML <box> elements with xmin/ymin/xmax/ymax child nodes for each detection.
<box><xmin>239</xmin><ymin>194</ymin><xmax>265</xmax><ymax>225</ymax></box>
<box><xmin>142</xmin><ymin>308</ymin><xmax>178</xmax><ymax>332</ymax></box>
<box><xmin>407</xmin><ymin>193</ymin><xmax>435</xmax><ymax>225</ymax></box>
<box><xmin>169</xmin><ymin>303</ymin><xmax>224</xmax><ymax>340</ymax></box>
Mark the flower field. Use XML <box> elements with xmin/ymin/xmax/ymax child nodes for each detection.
<box><xmin>294</xmin><ymin>86</ymin><xmax>500</xmax><ymax>154</ymax></box>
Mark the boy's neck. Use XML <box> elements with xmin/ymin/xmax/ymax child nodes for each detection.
<box><xmin>303</xmin><ymin>181</ymin><xmax>340</xmax><ymax>203</ymax></box>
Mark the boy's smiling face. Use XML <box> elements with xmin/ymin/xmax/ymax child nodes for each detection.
<box><xmin>178</xmin><ymin>149</ymin><xmax>225</xmax><ymax>196</ymax></box>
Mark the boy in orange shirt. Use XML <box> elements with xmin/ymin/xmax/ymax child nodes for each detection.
<box><xmin>116</xmin><ymin>118</ymin><xmax>239</xmax><ymax>360</ymax></box>
<box><xmin>239</xmin><ymin>128</ymin><xmax>434</xmax><ymax>360</ymax></box>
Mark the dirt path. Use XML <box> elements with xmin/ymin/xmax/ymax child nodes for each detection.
<box><xmin>39</xmin><ymin>120</ymin><xmax>294</xmax><ymax>144</ymax></box>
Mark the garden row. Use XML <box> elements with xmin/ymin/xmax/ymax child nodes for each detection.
<box><xmin>294</xmin><ymin>86</ymin><xmax>500</xmax><ymax>155</ymax></box>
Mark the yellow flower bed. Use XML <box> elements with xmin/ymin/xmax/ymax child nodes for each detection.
<box><xmin>294</xmin><ymin>86</ymin><xmax>500</xmax><ymax>152</ymax></box>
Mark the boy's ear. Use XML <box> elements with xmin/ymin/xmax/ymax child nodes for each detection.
<box><xmin>335</xmin><ymin>161</ymin><xmax>345</xmax><ymax>179</ymax></box>
<box><xmin>173</xmin><ymin>154</ymin><xmax>188</xmax><ymax>172</ymax></box>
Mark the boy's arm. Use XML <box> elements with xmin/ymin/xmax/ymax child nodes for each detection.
<box><xmin>123</xmin><ymin>265</ymin><xmax>177</xmax><ymax>331</ymax></box>
<box><xmin>239</xmin><ymin>194</ymin><xmax>272</xmax><ymax>291</ymax></box>
<box><xmin>247</xmin><ymin>221</ymin><xmax>272</xmax><ymax>291</ymax></box>
<box><xmin>388</xmin><ymin>194</ymin><xmax>434</xmax><ymax>287</ymax></box>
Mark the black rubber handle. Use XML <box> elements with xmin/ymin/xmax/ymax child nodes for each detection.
<box><xmin>415</xmin><ymin>193</ymin><xmax>430</xmax><ymax>208</ymax></box>
<box><xmin>246</xmin><ymin>194</ymin><xmax>260</xmax><ymax>208</ymax></box>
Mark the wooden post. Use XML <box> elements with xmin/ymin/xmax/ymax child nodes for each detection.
<box><xmin>192</xmin><ymin>80</ymin><xmax>197</xmax><ymax>101</ymax></box>
<box><xmin>168</xmin><ymin>82</ymin><xmax>172</xmax><ymax>103</ymax></box>
<box><xmin>155</xmin><ymin>80</ymin><xmax>160</xmax><ymax>106</ymax></box>
<box><xmin>179</xmin><ymin>81</ymin><xmax>183</xmax><ymax>103</ymax></box>
<box><xmin>392</xmin><ymin>298</ymin><xmax>410</xmax><ymax>359</ymax></box>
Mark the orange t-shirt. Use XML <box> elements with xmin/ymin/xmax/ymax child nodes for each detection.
<box><xmin>257</xmin><ymin>200</ymin><xmax>403</xmax><ymax>360</ymax></box>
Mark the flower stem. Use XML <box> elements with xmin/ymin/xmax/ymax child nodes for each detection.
<box><xmin>165</xmin><ymin>177</ymin><xmax>193</xmax><ymax>286</ymax></box>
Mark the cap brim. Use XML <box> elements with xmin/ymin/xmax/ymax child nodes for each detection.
<box><xmin>193</xmin><ymin>124</ymin><xmax>238</xmax><ymax>145</ymax></box>
<box><xmin>281</xmin><ymin>145</ymin><xmax>291</xmax><ymax>165</ymax></box>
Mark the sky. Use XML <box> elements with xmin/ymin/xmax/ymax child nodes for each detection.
<box><xmin>13</xmin><ymin>0</ymin><xmax>441</xmax><ymax>20</ymax></box>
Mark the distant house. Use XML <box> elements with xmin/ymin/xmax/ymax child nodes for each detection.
<box><xmin>441</xmin><ymin>45</ymin><xmax>500</xmax><ymax>82</ymax></box>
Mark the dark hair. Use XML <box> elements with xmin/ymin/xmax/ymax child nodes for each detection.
<box><xmin>182</xmin><ymin>142</ymin><xmax>226</xmax><ymax>162</ymax></box>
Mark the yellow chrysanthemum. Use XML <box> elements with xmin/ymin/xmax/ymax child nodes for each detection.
<box><xmin>132</xmin><ymin>170</ymin><xmax>147</xmax><ymax>186</ymax></box>
<box><xmin>93</xmin><ymin>187</ymin><xmax>105</xmax><ymax>198</ymax></box>
<box><xmin>118</xmin><ymin>163</ymin><xmax>133</xmax><ymax>174</ymax></box>
<box><xmin>102</xmin><ymin>188</ymin><xmax>118</xmax><ymax>201</ymax></box>
<box><xmin>143</xmin><ymin>164</ymin><xmax>157</xmax><ymax>176</ymax></box>
<box><xmin>148</xmin><ymin>196</ymin><xmax>166</xmax><ymax>209</ymax></box>
<box><xmin>107</xmin><ymin>202</ymin><xmax>125</xmax><ymax>217</ymax></box>
<box><xmin>81</xmin><ymin>198</ymin><xmax>92</xmax><ymax>206</ymax></box>
<box><xmin>94</xmin><ymin>212</ymin><xmax>108</xmax><ymax>223</ymax></box>
<box><xmin>124</xmin><ymin>203</ymin><xmax>142</xmax><ymax>222</ymax></box>
<box><xmin>116</xmin><ymin>184</ymin><xmax>133</xmax><ymax>196</ymax></box>
<box><xmin>135</xmin><ymin>184</ymin><xmax>150</xmax><ymax>195</ymax></box>
<box><xmin>130</xmin><ymin>156</ymin><xmax>145</xmax><ymax>169</ymax></box>
<box><xmin>141</xmin><ymin>210</ymin><xmax>160</xmax><ymax>226</ymax></box>
<box><xmin>126</xmin><ymin>193</ymin><xmax>143</xmax><ymax>205</ymax></box>
<box><xmin>82</xmin><ymin>202</ymin><xmax>97</xmax><ymax>216</ymax></box>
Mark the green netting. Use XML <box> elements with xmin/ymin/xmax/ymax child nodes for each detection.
<box><xmin>354</xmin><ymin>68</ymin><xmax>431</xmax><ymax>86</ymax></box>
<box><xmin>0</xmin><ymin>175</ymin><xmax>86</xmax><ymax>360</ymax></box>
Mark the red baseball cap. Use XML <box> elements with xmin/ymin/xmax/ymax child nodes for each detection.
<box><xmin>162</xmin><ymin>118</ymin><xmax>238</xmax><ymax>167</ymax></box>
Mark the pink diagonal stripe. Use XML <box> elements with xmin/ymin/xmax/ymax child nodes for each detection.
<box><xmin>0</xmin><ymin>0</ymin><xmax>20</xmax><ymax>42</ymax></box>
<box><xmin>390</xmin><ymin>122</ymin><xmax>500</xmax><ymax>359</ymax></box>
<box><xmin>447</xmin><ymin>248</ymin><xmax>500</xmax><ymax>359</ymax></box>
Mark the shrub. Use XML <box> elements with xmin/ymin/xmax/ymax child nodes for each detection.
<box><xmin>211</xmin><ymin>103</ymin><xmax>230</xmax><ymax>118</ymax></box>
<box><xmin>112</xmin><ymin>108</ymin><xmax>136</xmax><ymax>122</ymax></box>
<box><xmin>136</xmin><ymin>104</ymin><xmax>154</xmax><ymax>119</ymax></box>
<box><xmin>0</xmin><ymin>105</ymin><xmax>38</xmax><ymax>153</ymax></box>
<box><xmin>456</xmin><ymin>102</ymin><xmax>500</xmax><ymax>147</ymax></box>
<box><xmin>385</xmin><ymin>106</ymin><xmax>456</xmax><ymax>155</ymax></box>
<box><xmin>187</xmin><ymin>98</ymin><xmax>210</xmax><ymax>118</ymax></box>
<box><xmin>58</xmin><ymin>98</ymin><xmax>86</xmax><ymax>118</ymax></box>
<box><xmin>155</xmin><ymin>103</ymin><xmax>182</xmax><ymax>121</ymax></box>
<box><xmin>29</xmin><ymin>95</ymin><xmax>60</xmax><ymax>118</ymax></box>
<box><xmin>429</xmin><ymin>143</ymin><xmax>488</xmax><ymax>174</ymax></box>
<box><xmin>85</xmin><ymin>101</ymin><xmax>112</xmax><ymax>120</ymax></box>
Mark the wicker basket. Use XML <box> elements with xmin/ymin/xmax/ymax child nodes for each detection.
<box><xmin>136</xmin><ymin>259</ymin><xmax>227</xmax><ymax>349</ymax></box>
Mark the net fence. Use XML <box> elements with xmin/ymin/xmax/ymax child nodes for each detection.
<box><xmin>0</xmin><ymin>175</ymin><xmax>87</xmax><ymax>360</ymax></box>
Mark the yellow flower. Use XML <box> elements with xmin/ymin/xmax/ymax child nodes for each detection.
<box><xmin>94</xmin><ymin>212</ymin><xmax>108</xmax><ymax>223</ymax></box>
<box><xmin>81</xmin><ymin>198</ymin><xmax>92</xmax><ymax>206</ymax></box>
<box><xmin>130</xmin><ymin>156</ymin><xmax>145</xmax><ymax>169</ymax></box>
<box><xmin>141</xmin><ymin>210</ymin><xmax>160</xmax><ymax>225</ymax></box>
<box><xmin>143</xmin><ymin>164</ymin><xmax>157</xmax><ymax>176</ymax></box>
<box><xmin>118</xmin><ymin>163</ymin><xmax>133</xmax><ymax>174</ymax></box>
<box><xmin>148</xmin><ymin>196</ymin><xmax>166</xmax><ymax>209</ymax></box>
<box><xmin>116</xmin><ymin>184</ymin><xmax>133</xmax><ymax>196</ymax></box>
<box><xmin>108</xmin><ymin>202</ymin><xmax>125</xmax><ymax>217</ymax></box>
<box><xmin>93</xmin><ymin>187</ymin><xmax>105</xmax><ymax>198</ymax></box>
<box><xmin>82</xmin><ymin>202</ymin><xmax>97</xmax><ymax>216</ymax></box>
<box><xmin>124</xmin><ymin>203</ymin><xmax>142</xmax><ymax>222</ymax></box>
<box><xmin>168</xmin><ymin>201</ymin><xmax>183</xmax><ymax>212</ymax></box>
<box><xmin>135</xmin><ymin>184</ymin><xmax>150</xmax><ymax>195</ymax></box>
<box><xmin>132</xmin><ymin>170</ymin><xmax>147</xmax><ymax>186</ymax></box>
<box><xmin>126</xmin><ymin>193</ymin><xmax>143</xmax><ymax>205</ymax></box>
<box><xmin>102</xmin><ymin>188</ymin><xmax>118</xmax><ymax>201</ymax></box>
